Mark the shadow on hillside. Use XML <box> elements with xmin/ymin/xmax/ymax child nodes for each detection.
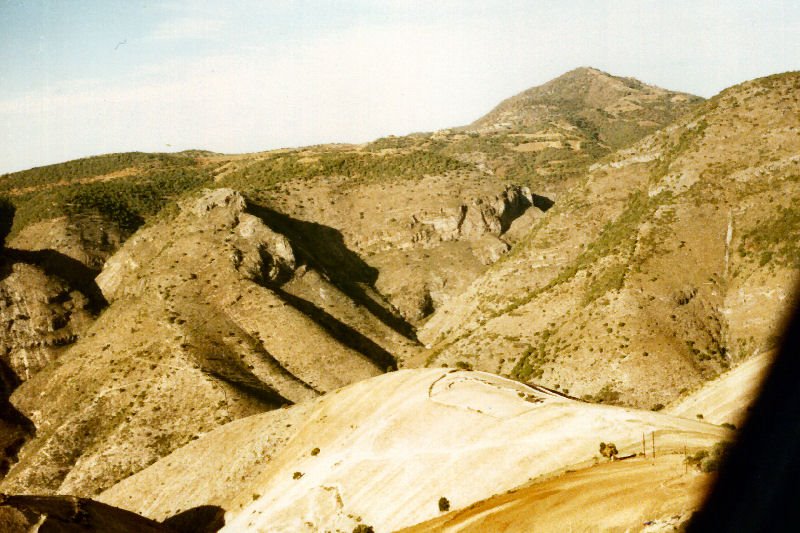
<box><xmin>273</xmin><ymin>287</ymin><xmax>397</xmax><ymax>371</ymax></box>
<box><xmin>3</xmin><ymin>248</ymin><xmax>107</xmax><ymax>312</ymax></box>
<box><xmin>163</xmin><ymin>504</ymin><xmax>225</xmax><ymax>533</ymax></box>
<box><xmin>0</xmin><ymin>359</ymin><xmax>35</xmax><ymax>477</ymax></box>
<box><xmin>532</xmin><ymin>193</ymin><xmax>555</xmax><ymax>212</ymax></box>
<box><xmin>247</xmin><ymin>204</ymin><xmax>418</xmax><ymax>341</ymax></box>
<box><xmin>0</xmin><ymin>495</ymin><xmax>172</xmax><ymax>531</ymax></box>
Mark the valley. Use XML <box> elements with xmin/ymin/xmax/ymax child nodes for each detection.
<box><xmin>0</xmin><ymin>67</ymin><xmax>797</xmax><ymax>532</ymax></box>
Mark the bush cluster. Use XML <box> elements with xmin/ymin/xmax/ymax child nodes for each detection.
<box><xmin>685</xmin><ymin>441</ymin><xmax>732</xmax><ymax>472</ymax></box>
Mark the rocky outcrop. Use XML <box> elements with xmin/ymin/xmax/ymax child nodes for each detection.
<box><xmin>410</xmin><ymin>185</ymin><xmax>534</xmax><ymax>243</ymax></box>
<box><xmin>98</xmin><ymin>188</ymin><xmax>298</xmax><ymax>300</ymax></box>
<box><xmin>0</xmin><ymin>261</ymin><xmax>95</xmax><ymax>382</ymax></box>
<box><xmin>0</xmin><ymin>250</ymin><xmax>102</xmax><ymax>480</ymax></box>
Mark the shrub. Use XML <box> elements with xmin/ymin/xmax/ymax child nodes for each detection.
<box><xmin>599</xmin><ymin>442</ymin><xmax>619</xmax><ymax>459</ymax></box>
<box><xmin>438</xmin><ymin>496</ymin><xmax>450</xmax><ymax>512</ymax></box>
<box><xmin>353</xmin><ymin>526</ymin><xmax>374</xmax><ymax>533</ymax></box>
<box><xmin>685</xmin><ymin>441</ymin><xmax>732</xmax><ymax>473</ymax></box>
<box><xmin>583</xmin><ymin>384</ymin><xmax>622</xmax><ymax>405</ymax></box>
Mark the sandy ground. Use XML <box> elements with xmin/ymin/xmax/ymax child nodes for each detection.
<box><xmin>399</xmin><ymin>454</ymin><xmax>713</xmax><ymax>533</ymax></box>
<box><xmin>100</xmin><ymin>369</ymin><xmax>729</xmax><ymax>532</ymax></box>
<box><xmin>667</xmin><ymin>352</ymin><xmax>773</xmax><ymax>426</ymax></box>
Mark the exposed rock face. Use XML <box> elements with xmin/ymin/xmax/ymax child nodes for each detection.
<box><xmin>0</xmin><ymin>188</ymin><xmax>415</xmax><ymax>497</ymax></box>
<box><xmin>0</xmin><ymin>250</ymin><xmax>102</xmax><ymax>479</ymax></box>
<box><xmin>98</xmin><ymin>189</ymin><xmax>296</xmax><ymax>299</ymax></box>
<box><xmin>409</xmin><ymin>185</ymin><xmax>533</xmax><ymax>243</ymax></box>
<box><xmin>256</xmin><ymin>177</ymin><xmax>543</xmax><ymax>323</ymax></box>
<box><xmin>0</xmin><ymin>261</ymin><xmax>95</xmax><ymax>381</ymax></box>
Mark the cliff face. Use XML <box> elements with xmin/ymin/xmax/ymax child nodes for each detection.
<box><xmin>0</xmin><ymin>248</ymin><xmax>103</xmax><ymax>477</ymax></box>
<box><xmin>246</xmin><ymin>176</ymin><xmax>546</xmax><ymax>324</ymax></box>
<box><xmin>0</xmin><ymin>260</ymin><xmax>97</xmax><ymax>380</ymax></box>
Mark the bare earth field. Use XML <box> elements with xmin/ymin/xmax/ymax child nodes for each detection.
<box><xmin>401</xmin><ymin>454</ymin><xmax>713</xmax><ymax>533</ymax></box>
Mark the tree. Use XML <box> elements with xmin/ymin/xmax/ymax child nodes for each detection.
<box><xmin>438</xmin><ymin>496</ymin><xmax>450</xmax><ymax>512</ymax></box>
<box><xmin>599</xmin><ymin>441</ymin><xmax>619</xmax><ymax>459</ymax></box>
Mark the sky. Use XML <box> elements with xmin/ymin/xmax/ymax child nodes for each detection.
<box><xmin>1</xmin><ymin>1</ymin><xmax>798</xmax><ymax>174</ymax></box>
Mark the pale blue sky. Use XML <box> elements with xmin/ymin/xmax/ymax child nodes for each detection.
<box><xmin>1</xmin><ymin>0</ymin><xmax>798</xmax><ymax>174</ymax></box>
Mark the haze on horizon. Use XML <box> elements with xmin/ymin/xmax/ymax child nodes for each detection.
<box><xmin>1</xmin><ymin>0</ymin><xmax>798</xmax><ymax>175</ymax></box>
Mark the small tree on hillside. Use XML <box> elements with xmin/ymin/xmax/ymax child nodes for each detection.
<box><xmin>599</xmin><ymin>441</ymin><xmax>619</xmax><ymax>460</ymax></box>
<box><xmin>438</xmin><ymin>496</ymin><xmax>450</xmax><ymax>512</ymax></box>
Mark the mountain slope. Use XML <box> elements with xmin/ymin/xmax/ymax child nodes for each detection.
<box><xmin>667</xmin><ymin>350</ymin><xmax>773</xmax><ymax>426</ymax></box>
<box><xmin>1</xmin><ymin>68</ymin><xmax>700</xmax><ymax>328</ymax></box>
<box><xmin>418</xmin><ymin>71</ymin><xmax>800</xmax><ymax>408</ymax></box>
<box><xmin>98</xmin><ymin>369</ymin><xmax>728</xmax><ymax>532</ymax></box>
<box><xmin>0</xmin><ymin>244</ymin><xmax>105</xmax><ymax>477</ymax></box>
<box><xmin>0</xmin><ymin>189</ymin><xmax>418</xmax><ymax>497</ymax></box>
<box><xmin>2</xmin><ymin>68</ymin><xmax>794</xmax><ymax>527</ymax></box>
<box><xmin>400</xmin><ymin>453</ymin><xmax>711</xmax><ymax>533</ymax></box>
<box><xmin>465</xmin><ymin>66</ymin><xmax>703</xmax><ymax>189</ymax></box>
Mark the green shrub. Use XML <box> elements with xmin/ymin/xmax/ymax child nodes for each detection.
<box><xmin>740</xmin><ymin>206</ymin><xmax>800</xmax><ymax>269</ymax></box>
<box><xmin>583</xmin><ymin>384</ymin><xmax>622</xmax><ymax>405</ymax></box>
<box><xmin>224</xmin><ymin>149</ymin><xmax>470</xmax><ymax>199</ymax></box>
<box><xmin>7</xmin><ymin>156</ymin><xmax>213</xmax><ymax>237</ymax></box>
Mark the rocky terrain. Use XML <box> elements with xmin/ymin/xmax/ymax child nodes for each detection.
<box><xmin>0</xmin><ymin>67</ymin><xmax>797</xmax><ymax>531</ymax></box>
<box><xmin>0</xmin><ymin>187</ymin><xmax>421</xmax><ymax>497</ymax></box>
<box><xmin>420</xmin><ymin>70</ymin><xmax>800</xmax><ymax>408</ymax></box>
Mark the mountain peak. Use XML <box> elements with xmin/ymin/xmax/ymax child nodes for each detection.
<box><xmin>469</xmin><ymin>67</ymin><xmax>703</xmax><ymax>151</ymax></box>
